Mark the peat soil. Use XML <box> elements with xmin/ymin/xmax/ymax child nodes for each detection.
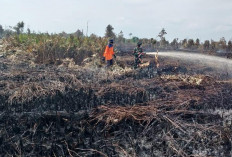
<box><xmin>0</xmin><ymin>51</ymin><xmax>232</xmax><ymax>157</ymax></box>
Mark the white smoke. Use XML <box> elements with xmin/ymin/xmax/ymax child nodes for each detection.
<box><xmin>147</xmin><ymin>51</ymin><xmax>232</xmax><ymax>79</ymax></box>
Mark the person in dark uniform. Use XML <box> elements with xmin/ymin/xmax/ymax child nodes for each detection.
<box><xmin>133</xmin><ymin>41</ymin><xmax>144</xmax><ymax>69</ymax></box>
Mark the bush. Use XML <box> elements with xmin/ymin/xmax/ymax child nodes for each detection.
<box><xmin>5</xmin><ymin>33</ymin><xmax>108</xmax><ymax>65</ymax></box>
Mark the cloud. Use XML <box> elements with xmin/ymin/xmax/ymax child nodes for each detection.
<box><xmin>1</xmin><ymin>0</ymin><xmax>232</xmax><ymax>40</ymax></box>
<box><xmin>214</xmin><ymin>25</ymin><xmax>232</xmax><ymax>32</ymax></box>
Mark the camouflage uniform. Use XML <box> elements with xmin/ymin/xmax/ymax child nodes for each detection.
<box><xmin>133</xmin><ymin>47</ymin><xmax>143</xmax><ymax>69</ymax></box>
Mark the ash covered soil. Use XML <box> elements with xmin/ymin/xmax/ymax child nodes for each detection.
<box><xmin>0</xmin><ymin>48</ymin><xmax>232</xmax><ymax>156</ymax></box>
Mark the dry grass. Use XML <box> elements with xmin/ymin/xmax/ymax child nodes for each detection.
<box><xmin>89</xmin><ymin>100</ymin><xmax>231</xmax><ymax>156</ymax></box>
<box><xmin>160</xmin><ymin>74</ymin><xmax>215</xmax><ymax>86</ymax></box>
<box><xmin>91</xmin><ymin>105</ymin><xmax>157</xmax><ymax>125</ymax></box>
<box><xmin>2</xmin><ymin>34</ymin><xmax>107</xmax><ymax>65</ymax></box>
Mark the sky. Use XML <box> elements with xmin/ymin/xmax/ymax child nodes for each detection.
<box><xmin>0</xmin><ymin>0</ymin><xmax>232</xmax><ymax>41</ymax></box>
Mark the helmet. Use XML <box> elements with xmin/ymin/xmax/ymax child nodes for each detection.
<box><xmin>109</xmin><ymin>39</ymin><xmax>114</xmax><ymax>44</ymax></box>
<box><xmin>137</xmin><ymin>41</ymin><xmax>142</xmax><ymax>46</ymax></box>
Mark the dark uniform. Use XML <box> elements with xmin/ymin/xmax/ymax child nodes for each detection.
<box><xmin>133</xmin><ymin>46</ymin><xmax>143</xmax><ymax>69</ymax></box>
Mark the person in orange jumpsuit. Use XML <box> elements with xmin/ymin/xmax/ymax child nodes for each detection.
<box><xmin>103</xmin><ymin>39</ymin><xmax>116</xmax><ymax>67</ymax></box>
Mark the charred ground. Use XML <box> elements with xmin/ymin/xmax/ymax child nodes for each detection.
<box><xmin>0</xmin><ymin>48</ymin><xmax>232</xmax><ymax>157</ymax></box>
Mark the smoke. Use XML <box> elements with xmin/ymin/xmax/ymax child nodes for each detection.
<box><xmin>147</xmin><ymin>51</ymin><xmax>232</xmax><ymax>79</ymax></box>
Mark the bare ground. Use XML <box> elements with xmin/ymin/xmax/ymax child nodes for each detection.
<box><xmin>0</xmin><ymin>48</ymin><xmax>232</xmax><ymax>156</ymax></box>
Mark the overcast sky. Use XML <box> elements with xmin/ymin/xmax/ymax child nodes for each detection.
<box><xmin>1</xmin><ymin>0</ymin><xmax>232</xmax><ymax>41</ymax></box>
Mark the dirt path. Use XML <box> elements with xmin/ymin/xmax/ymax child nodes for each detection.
<box><xmin>147</xmin><ymin>51</ymin><xmax>232</xmax><ymax>78</ymax></box>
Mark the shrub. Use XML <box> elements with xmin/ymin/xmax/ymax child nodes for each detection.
<box><xmin>5</xmin><ymin>33</ymin><xmax>108</xmax><ymax>65</ymax></box>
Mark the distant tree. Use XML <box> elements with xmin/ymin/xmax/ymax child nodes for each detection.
<box><xmin>14</xmin><ymin>21</ymin><xmax>24</xmax><ymax>34</ymax></box>
<box><xmin>150</xmin><ymin>38</ymin><xmax>157</xmax><ymax>49</ymax></box>
<box><xmin>90</xmin><ymin>33</ymin><xmax>98</xmax><ymax>39</ymax></box>
<box><xmin>160</xmin><ymin>37</ymin><xmax>168</xmax><ymax>48</ymax></box>
<box><xmin>74</xmin><ymin>29</ymin><xmax>84</xmax><ymax>38</ymax></box>
<box><xmin>129</xmin><ymin>33</ymin><xmax>132</xmax><ymax>39</ymax></box>
<box><xmin>117</xmin><ymin>30</ymin><xmax>125</xmax><ymax>43</ymax></box>
<box><xmin>158</xmin><ymin>28</ymin><xmax>167</xmax><ymax>40</ymax></box>
<box><xmin>182</xmin><ymin>39</ymin><xmax>187</xmax><ymax>48</ymax></box>
<box><xmin>69</xmin><ymin>34</ymin><xmax>75</xmax><ymax>45</ymax></box>
<box><xmin>219</xmin><ymin>37</ymin><xmax>227</xmax><ymax>50</ymax></box>
<box><xmin>187</xmin><ymin>39</ymin><xmax>194</xmax><ymax>49</ymax></box>
<box><xmin>158</xmin><ymin>28</ymin><xmax>167</xmax><ymax>48</ymax></box>
<box><xmin>195</xmin><ymin>38</ymin><xmax>200</xmax><ymax>48</ymax></box>
<box><xmin>204</xmin><ymin>40</ymin><xmax>210</xmax><ymax>51</ymax></box>
<box><xmin>227</xmin><ymin>40</ymin><xmax>232</xmax><ymax>52</ymax></box>
<box><xmin>151</xmin><ymin>38</ymin><xmax>157</xmax><ymax>45</ymax></box>
<box><xmin>27</xmin><ymin>28</ymin><xmax>31</xmax><ymax>35</ymax></box>
<box><xmin>165</xmin><ymin>40</ymin><xmax>170</xmax><ymax>47</ymax></box>
<box><xmin>210</xmin><ymin>40</ymin><xmax>217</xmax><ymax>52</ymax></box>
<box><xmin>59</xmin><ymin>31</ymin><xmax>68</xmax><ymax>37</ymax></box>
<box><xmin>3</xmin><ymin>28</ymin><xmax>14</xmax><ymax>37</ymax></box>
<box><xmin>131</xmin><ymin>36</ymin><xmax>139</xmax><ymax>43</ymax></box>
<box><xmin>105</xmin><ymin>24</ymin><xmax>116</xmax><ymax>39</ymax></box>
<box><xmin>0</xmin><ymin>25</ymin><xmax>4</xmax><ymax>38</ymax></box>
<box><xmin>73</xmin><ymin>30</ymin><xmax>79</xmax><ymax>37</ymax></box>
<box><xmin>142</xmin><ymin>38</ymin><xmax>149</xmax><ymax>45</ymax></box>
<box><xmin>171</xmin><ymin>38</ymin><xmax>178</xmax><ymax>50</ymax></box>
<box><xmin>150</xmin><ymin>38</ymin><xmax>157</xmax><ymax>45</ymax></box>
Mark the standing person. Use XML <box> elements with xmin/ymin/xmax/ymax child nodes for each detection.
<box><xmin>133</xmin><ymin>41</ymin><xmax>144</xmax><ymax>69</ymax></box>
<box><xmin>103</xmin><ymin>39</ymin><xmax>116</xmax><ymax>67</ymax></box>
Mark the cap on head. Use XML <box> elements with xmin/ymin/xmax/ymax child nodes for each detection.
<box><xmin>109</xmin><ymin>39</ymin><xmax>114</xmax><ymax>44</ymax></box>
<box><xmin>137</xmin><ymin>41</ymin><xmax>142</xmax><ymax>46</ymax></box>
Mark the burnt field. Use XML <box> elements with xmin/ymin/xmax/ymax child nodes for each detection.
<box><xmin>0</xmin><ymin>51</ymin><xmax>232</xmax><ymax>157</ymax></box>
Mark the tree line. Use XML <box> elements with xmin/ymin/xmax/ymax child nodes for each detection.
<box><xmin>0</xmin><ymin>22</ymin><xmax>232</xmax><ymax>54</ymax></box>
